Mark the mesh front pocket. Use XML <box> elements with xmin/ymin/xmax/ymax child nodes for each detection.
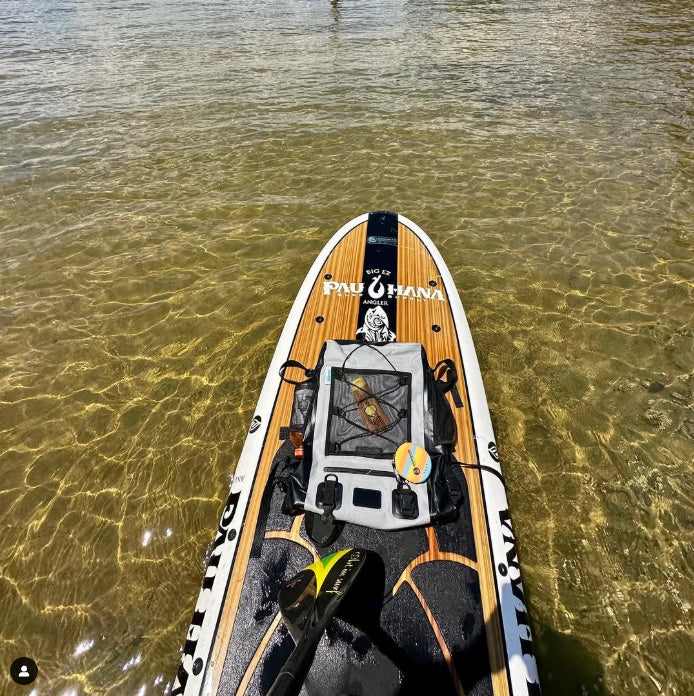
<box><xmin>326</xmin><ymin>369</ymin><xmax>411</xmax><ymax>458</ymax></box>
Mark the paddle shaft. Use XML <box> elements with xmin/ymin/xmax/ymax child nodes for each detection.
<box><xmin>266</xmin><ymin>627</ymin><xmax>319</xmax><ymax>696</ymax></box>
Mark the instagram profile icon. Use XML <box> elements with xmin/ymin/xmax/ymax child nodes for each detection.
<box><xmin>10</xmin><ymin>657</ymin><xmax>38</xmax><ymax>685</ymax></box>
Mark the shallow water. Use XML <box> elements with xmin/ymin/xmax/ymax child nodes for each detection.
<box><xmin>1</xmin><ymin>1</ymin><xmax>692</xmax><ymax>694</ymax></box>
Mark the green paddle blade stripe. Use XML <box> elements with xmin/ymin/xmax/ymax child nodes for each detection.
<box><xmin>307</xmin><ymin>548</ymin><xmax>352</xmax><ymax>593</ymax></box>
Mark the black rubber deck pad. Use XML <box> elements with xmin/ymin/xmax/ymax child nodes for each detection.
<box><xmin>220</xmin><ymin>469</ymin><xmax>480</xmax><ymax>696</ymax></box>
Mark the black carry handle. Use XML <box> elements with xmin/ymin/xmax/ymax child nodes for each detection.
<box><xmin>279</xmin><ymin>359</ymin><xmax>315</xmax><ymax>386</ymax></box>
<box><xmin>433</xmin><ymin>359</ymin><xmax>463</xmax><ymax>408</ymax></box>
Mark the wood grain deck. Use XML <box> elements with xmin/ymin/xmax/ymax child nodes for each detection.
<box><xmin>209</xmin><ymin>219</ymin><xmax>510</xmax><ymax>696</ymax></box>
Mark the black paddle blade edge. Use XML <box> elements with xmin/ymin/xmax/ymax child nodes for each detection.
<box><xmin>278</xmin><ymin>569</ymin><xmax>318</xmax><ymax>642</ymax></box>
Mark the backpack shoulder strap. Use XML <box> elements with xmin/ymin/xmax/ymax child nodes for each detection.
<box><xmin>250</xmin><ymin>445</ymin><xmax>298</xmax><ymax>559</ymax></box>
<box><xmin>433</xmin><ymin>358</ymin><xmax>464</xmax><ymax>408</ymax></box>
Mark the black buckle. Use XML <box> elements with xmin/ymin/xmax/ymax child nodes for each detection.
<box><xmin>322</xmin><ymin>474</ymin><xmax>337</xmax><ymax>518</ymax></box>
<box><xmin>392</xmin><ymin>481</ymin><xmax>418</xmax><ymax>520</ymax></box>
<box><xmin>317</xmin><ymin>474</ymin><xmax>342</xmax><ymax>521</ymax></box>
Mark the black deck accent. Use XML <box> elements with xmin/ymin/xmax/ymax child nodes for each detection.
<box><xmin>356</xmin><ymin>211</ymin><xmax>399</xmax><ymax>341</ymax></box>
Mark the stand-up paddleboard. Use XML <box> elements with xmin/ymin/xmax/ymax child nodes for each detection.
<box><xmin>173</xmin><ymin>213</ymin><xmax>540</xmax><ymax>696</ymax></box>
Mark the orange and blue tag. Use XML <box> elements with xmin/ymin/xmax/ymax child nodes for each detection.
<box><xmin>394</xmin><ymin>442</ymin><xmax>431</xmax><ymax>484</ymax></box>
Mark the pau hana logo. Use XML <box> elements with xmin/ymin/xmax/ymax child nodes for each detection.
<box><xmin>324</xmin><ymin>268</ymin><xmax>445</xmax><ymax>303</ymax></box>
